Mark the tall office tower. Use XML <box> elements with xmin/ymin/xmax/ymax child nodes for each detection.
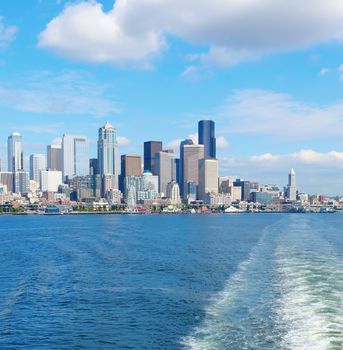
<box><xmin>144</xmin><ymin>141</ymin><xmax>162</xmax><ymax>175</ymax></box>
<box><xmin>198</xmin><ymin>158</ymin><xmax>219</xmax><ymax>200</ymax></box>
<box><xmin>98</xmin><ymin>122</ymin><xmax>118</xmax><ymax>189</ymax></box>
<box><xmin>155</xmin><ymin>150</ymin><xmax>174</xmax><ymax>196</ymax></box>
<box><xmin>47</xmin><ymin>144</ymin><xmax>62</xmax><ymax>171</ymax></box>
<box><xmin>62</xmin><ymin>134</ymin><xmax>89</xmax><ymax>180</ymax></box>
<box><xmin>29</xmin><ymin>154</ymin><xmax>46</xmax><ymax>185</ymax></box>
<box><xmin>182</xmin><ymin>144</ymin><xmax>204</xmax><ymax>199</ymax></box>
<box><xmin>287</xmin><ymin>168</ymin><xmax>297</xmax><ymax>201</ymax></box>
<box><xmin>120</xmin><ymin>155</ymin><xmax>142</xmax><ymax>192</ymax></box>
<box><xmin>14</xmin><ymin>170</ymin><xmax>29</xmax><ymax>194</ymax></box>
<box><xmin>8</xmin><ymin>132</ymin><xmax>23</xmax><ymax>172</ymax></box>
<box><xmin>179</xmin><ymin>139</ymin><xmax>194</xmax><ymax>197</ymax></box>
<box><xmin>0</xmin><ymin>172</ymin><xmax>14</xmax><ymax>193</ymax></box>
<box><xmin>89</xmin><ymin>158</ymin><xmax>99</xmax><ymax>175</ymax></box>
<box><xmin>198</xmin><ymin>120</ymin><xmax>216</xmax><ymax>159</ymax></box>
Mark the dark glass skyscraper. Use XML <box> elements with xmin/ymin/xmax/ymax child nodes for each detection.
<box><xmin>198</xmin><ymin>120</ymin><xmax>216</xmax><ymax>159</ymax></box>
<box><xmin>144</xmin><ymin>141</ymin><xmax>162</xmax><ymax>175</ymax></box>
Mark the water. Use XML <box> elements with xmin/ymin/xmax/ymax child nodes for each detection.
<box><xmin>0</xmin><ymin>214</ymin><xmax>342</xmax><ymax>349</ymax></box>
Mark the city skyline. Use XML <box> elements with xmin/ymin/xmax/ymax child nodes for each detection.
<box><xmin>1</xmin><ymin>1</ymin><xmax>343</xmax><ymax>194</ymax></box>
<box><xmin>0</xmin><ymin>123</ymin><xmax>340</xmax><ymax>198</ymax></box>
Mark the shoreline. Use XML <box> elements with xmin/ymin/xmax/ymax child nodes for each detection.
<box><xmin>0</xmin><ymin>210</ymin><xmax>339</xmax><ymax>216</ymax></box>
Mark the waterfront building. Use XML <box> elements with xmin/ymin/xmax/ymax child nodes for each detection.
<box><xmin>98</xmin><ymin>122</ymin><xmax>118</xmax><ymax>189</ymax></box>
<box><xmin>14</xmin><ymin>170</ymin><xmax>29</xmax><ymax>194</ymax></box>
<box><xmin>198</xmin><ymin>158</ymin><xmax>219</xmax><ymax>200</ymax></box>
<box><xmin>62</xmin><ymin>134</ymin><xmax>89</xmax><ymax>180</ymax></box>
<box><xmin>71</xmin><ymin>175</ymin><xmax>102</xmax><ymax>201</ymax></box>
<box><xmin>125</xmin><ymin>171</ymin><xmax>158</xmax><ymax>202</ymax></box>
<box><xmin>204</xmin><ymin>192</ymin><xmax>231</xmax><ymax>206</ymax></box>
<box><xmin>89</xmin><ymin>158</ymin><xmax>99</xmax><ymax>175</ymax></box>
<box><xmin>104</xmin><ymin>189</ymin><xmax>122</xmax><ymax>205</ymax></box>
<box><xmin>144</xmin><ymin>141</ymin><xmax>162</xmax><ymax>175</ymax></box>
<box><xmin>47</xmin><ymin>144</ymin><xmax>62</xmax><ymax>171</ymax></box>
<box><xmin>0</xmin><ymin>172</ymin><xmax>14</xmax><ymax>193</ymax></box>
<box><xmin>230</xmin><ymin>185</ymin><xmax>242</xmax><ymax>202</ymax></box>
<box><xmin>120</xmin><ymin>155</ymin><xmax>142</xmax><ymax>193</ymax></box>
<box><xmin>41</xmin><ymin>170</ymin><xmax>63</xmax><ymax>192</ymax></box>
<box><xmin>155</xmin><ymin>150</ymin><xmax>175</xmax><ymax>196</ymax></box>
<box><xmin>166</xmin><ymin>181</ymin><xmax>181</xmax><ymax>205</ymax></box>
<box><xmin>233</xmin><ymin>179</ymin><xmax>259</xmax><ymax>201</ymax></box>
<box><xmin>29</xmin><ymin>154</ymin><xmax>46</xmax><ymax>185</ymax></box>
<box><xmin>182</xmin><ymin>144</ymin><xmax>204</xmax><ymax>199</ymax></box>
<box><xmin>286</xmin><ymin>168</ymin><xmax>297</xmax><ymax>201</ymax></box>
<box><xmin>8</xmin><ymin>132</ymin><xmax>23</xmax><ymax>172</ymax></box>
<box><xmin>251</xmin><ymin>191</ymin><xmax>274</xmax><ymax>205</ymax></box>
<box><xmin>198</xmin><ymin>120</ymin><xmax>216</xmax><ymax>159</ymax></box>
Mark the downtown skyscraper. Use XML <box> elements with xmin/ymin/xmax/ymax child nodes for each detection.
<box><xmin>62</xmin><ymin>134</ymin><xmax>89</xmax><ymax>179</ymax></box>
<box><xmin>144</xmin><ymin>141</ymin><xmax>162</xmax><ymax>175</ymax></box>
<box><xmin>29</xmin><ymin>154</ymin><xmax>46</xmax><ymax>184</ymax></box>
<box><xmin>287</xmin><ymin>168</ymin><xmax>297</xmax><ymax>201</ymax></box>
<box><xmin>7</xmin><ymin>133</ymin><xmax>23</xmax><ymax>172</ymax></box>
<box><xmin>198</xmin><ymin>120</ymin><xmax>216</xmax><ymax>159</ymax></box>
<box><xmin>98</xmin><ymin>122</ymin><xmax>119</xmax><ymax>189</ymax></box>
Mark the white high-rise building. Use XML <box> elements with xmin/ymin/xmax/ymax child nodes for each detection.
<box><xmin>8</xmin><ymin>133</ymin><xmax>23</xmax><ymax>172</ymax></box>
<box><xmin>29</xmin><ymin>154</ymin><xmax>46</xmax><ymax>185</ymax></box>
<box><xmin>98</xmin><ymin>122</ymin><xmax>118</xmax><ymax>189</ymax></box>
<box><xmin>62</xmin><ymin>135</ymin><xmax>89</xmax><ymax>179</ymax></box>
<box><xmin>287</xmin><ymin>168</ymin><xmax>297</xmax><ymax>201</ymax></box>
<box><xmin>198</xmin><ymin>158</ymin><xmax>219</xmax><ymax>200</ymax></box>
<box><xmin>41</xmin><ymin>170</ymin><xmax>63</xmax><ymax>192</ymax></box>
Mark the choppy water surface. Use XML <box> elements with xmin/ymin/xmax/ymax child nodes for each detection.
<box><xmin>0</xmin><ymin>214</ymin><xmax>342</xmax><ymax>349</ymax></box>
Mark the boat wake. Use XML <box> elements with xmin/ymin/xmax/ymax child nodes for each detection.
<box><xmin>182</xmin><ymin>216</ymin><xmax>343</xmax><ymax>350</ymax></box>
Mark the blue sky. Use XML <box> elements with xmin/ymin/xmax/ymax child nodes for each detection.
<box><xmin>1</xmin><ymin>0</ymin><xmax>343</xmax><ymax>195</ymax></box>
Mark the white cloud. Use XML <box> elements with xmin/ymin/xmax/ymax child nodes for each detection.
<box><xmin>219</xmin><ymin>89</ymin><xmax>343</xmax><ymax>138</ymax></box>
<box><xmin>117</xmin><ymin>136</ymin><xmax>131</xmax><ymax>146</ymax></box>
<box><xmin>0</xmin><ymin>70</ymin><xmax>119</xmax><ymax>116</ymax></box>
<box><xmin>319</xmin><ymin>67</ymin><xmax>331</xmax><ymax>76</ymax></box>
<box><xmin>166</xmin><ymin>138</ymin><xmax>183</xmax><ymax>150</ymax></box>
<box><xmin>38</xmin><ymin>0</ymin><xmax>343</xmax><ymax>68</ymax></box>
<box><xmin>221</xmin><ymin>149</ymin><xmax>343</xmax><ymax>195</ymax></box>
<box><xmin>38</xmin><ymin>1</ymin><xmax>165</xmax><ymax>67</ymax></box>
<box><xmin>217</xmin><ymin>136</ymin><xmax>229</xmax><ymax>149</ymax></box>
<box><xmin>0</xmin><ymin>17</ymin><xmax>17</xmax><ymax>48</ymax></box>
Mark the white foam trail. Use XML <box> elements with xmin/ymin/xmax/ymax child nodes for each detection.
<box><xmin>182</xmin><ymin>223</ymin><xmax>279</xmax><ymax>349</ymax></box>
<box><xmin>182</xmin><ymin>216</ymin><xmax>343</xmax><ymax>350</ymax></box>
<box><xmin>275</xmin><ymin>220</ymin><xmax>343</xmax><ymax>350</ymax></box>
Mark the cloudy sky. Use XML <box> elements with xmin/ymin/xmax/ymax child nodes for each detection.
<box><xmin>1</xmin><ymin>0</ymin><xmax>343</xmax><ymax>195</ymax></box>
